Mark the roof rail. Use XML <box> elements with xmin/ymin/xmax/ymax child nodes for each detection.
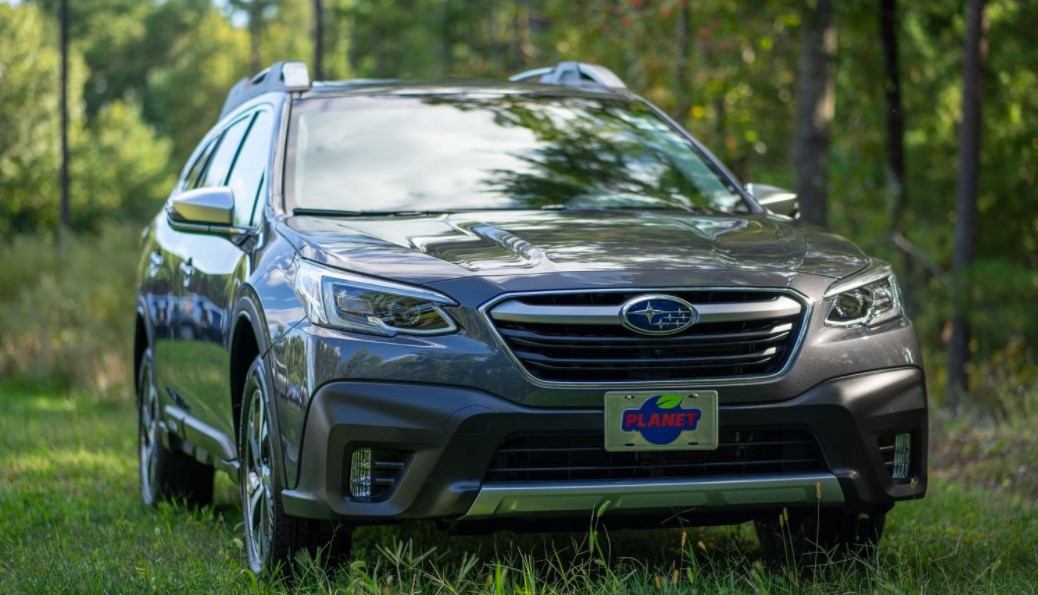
<box><xmin>219</xmin><ymin>61</ymin><xmax>311</xmax><ymax>119</ymax></box>
<box><xmin>509</xmin><ymin>61</ymin><xmax>627</xmax><ymax>90</ymax></box>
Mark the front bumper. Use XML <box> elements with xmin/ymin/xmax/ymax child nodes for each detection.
<box><xmin>281</xmin><ymin>366</ymin><xmax>927</xmax><ymax>525</ymax></box>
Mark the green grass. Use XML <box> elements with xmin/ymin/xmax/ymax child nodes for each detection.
<box><xmin>2</xmin><ymin>382</ymin><xmax>1037</xmax><ymax>593</ymax></box>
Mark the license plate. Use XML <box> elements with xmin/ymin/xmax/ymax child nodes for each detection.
<box><xmin>604</xmin><ymin>390</ymin><xmax>718</xmax><ymax>452</ymax></box>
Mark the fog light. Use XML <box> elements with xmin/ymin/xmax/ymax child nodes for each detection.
<box><xmin>350</xmin><ymin>448</ymin><xmax>372</xmax><ymax>498</ymax></box>
<box><xmin>892</xmin><ymin>433</ymin><xmax>911</xmax><ymax>480</ymax></box>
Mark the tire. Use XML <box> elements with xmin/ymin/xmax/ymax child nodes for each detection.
<box><xmin>238</xmin><ymin>355</ymin><xmax>352</xmax><ymax>576</ymax></box>
<box><xmin>138</xmin><ymin>347</ymin><xmax>214</xmax><ymax>507</ymax></box>
<box><xmin>755</xmin><ymin>506</ymin><xmax>887</xmax><ymax>567</ymax></box>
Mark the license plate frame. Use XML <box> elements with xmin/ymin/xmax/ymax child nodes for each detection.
<box><xmin>604</xmin><ymin>390</ymin><xmax>719</xmax><ymax>452</ymax></box>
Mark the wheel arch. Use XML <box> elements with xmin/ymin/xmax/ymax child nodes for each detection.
<box><xmin>134</xmin><ymin>298</ymin><xmax>154</xmax><ymax>395</ymax></box>
<box><xmin>229</xmin><ymin>293</ymin><xmax>270</xmax><ymax>441</ymax></box>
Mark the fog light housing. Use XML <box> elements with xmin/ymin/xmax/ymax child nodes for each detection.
<box><xmin>350</xmin><ymin>448</ymin><xmax>372</xmax><ymax>498</ymax></box>
<box><xmin>892</xmin><ymin>433</ymin><xmax>911</xmax><ymax>480</ymax></box>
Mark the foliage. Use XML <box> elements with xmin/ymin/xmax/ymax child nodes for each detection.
<box><xmin>0</xmin><ymin>3</ymin><xmax>78</xmax><ymax>233</ymax></box>
<box><xmin>1</xmin><ymin>0</ymin><xmax>1035</xmax><ymax>398</ymax></box>
<box><xmin>72</xmin><ymin>99</ymin><xmax>174</xmax><ymax>228</ymax></box>
<box><xmin>145</xmin><ymin>7</ymin><xmax>250</xmax><ymax>163</ymax></box>
<box><xmin>0</xmin><ymin>3</ymin><xmax>174</xmax><ymax>233</ymax></box>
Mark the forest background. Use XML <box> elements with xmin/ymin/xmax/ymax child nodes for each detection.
<box><xmin>1</xmin><ymin>0</ymin><xmax>1036</xmax><ymax>590</ymax></box>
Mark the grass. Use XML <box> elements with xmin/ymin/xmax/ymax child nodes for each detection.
<box><xmin>2</xmin><ymin>381</ymin><xmax>1037</xmax><ymax>593</ymax></box>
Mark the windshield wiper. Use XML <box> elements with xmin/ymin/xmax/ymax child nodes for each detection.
<box><xmin>292</xmin><ymin>208</ymin><xmax>454</xmax><ymax>217</ymax></box>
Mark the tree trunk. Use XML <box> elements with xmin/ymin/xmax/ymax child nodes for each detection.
<box><xmin>313</xmin><ymin>0</ymin><xmax>324</xmax><ymax>80</ymax></box>
<box><xmin>59</xmin><ymin>0</ymin><xmax>69</xmax><ymax>236</ymax></box>
<box><xmin>879</xmin><ymin>0</ymin><xmax>906</xmax><ymax>226</ymax></box>
<box><xmin>673</xmin><ymin>0</ymin><xmax>692</xmax><ymax>121</ymax></box>
<box><xmin>488</xmin><ymin>0</ymin><xmax>501</xmax><ymax>73</ymax></box>
<box><xmin>947</xmin><ymin>0</ymin><xmax>987</xmax><ymax>410</ymax></box>
<box><xmin>793</xmin><ymin>0</ymin><xmax>836</xmax><ymax>227</ymax></box>
<box><xmin>249</xmin><ymin>1</ymin><xmax>263</xmax><ymax>73</ymax></box>
<box><xmin>441</xmin><ymin>0</ymin><xmax>454</xmax><ymax>76</ymax></box>
<box><xmin>879</xmin><ymin>0</ymin><xmax>917</xmax><ymax>314</ymax></box>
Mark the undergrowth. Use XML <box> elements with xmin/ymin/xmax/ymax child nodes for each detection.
<box><xmin>0</xmin><ymin>223</ymin><xmax>139</xmax><ymax>392</ymax></box>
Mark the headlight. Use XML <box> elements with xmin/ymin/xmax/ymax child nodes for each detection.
<box><xmin>824</xmin><ymin>261</ymin><xmax>903</xmax><ymax>328</ymax></box>
<box><xmin>294</xmin><ymin>260</ymin><xmax>458</xmax><ymax>336</ymax></box>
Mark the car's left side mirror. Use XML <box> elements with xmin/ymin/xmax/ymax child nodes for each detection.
<box><xmin>167</xmin><ymin>187</ymin><xmax>251</xmax><ymax>236</ymax></box>
<box><xmin>745</xmin><ymin>183</ymin><xmax>799</xmax><ymax>218</ymax></box>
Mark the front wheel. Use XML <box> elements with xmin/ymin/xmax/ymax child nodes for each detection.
<box><xmin>238</xmin><ymin>355</ymin><xmax>352</xmax><ymax>576</ymax></box>
<box><xmin>137</xmin><ymin>347</ymin><xmax>213</xmax><ymax>507</ymax></box>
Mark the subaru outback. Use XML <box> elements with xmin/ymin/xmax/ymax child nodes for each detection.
<box><xmin>133</xmin><ymin>61</ymin><xmax>927</xmax><ymax>574</ymax></box>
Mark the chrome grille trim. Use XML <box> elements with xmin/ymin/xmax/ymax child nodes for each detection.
<box><xmin>479</xmin><ymin>287</ymin><xmax>812</xmax><ymax>387</ymax></box>
<box><xmin>490</xmin><ymin>295</ymin><xmax>803</xmax><ymax>325</ymax></box>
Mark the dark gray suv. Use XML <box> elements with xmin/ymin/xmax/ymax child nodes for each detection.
<box><xmin>134</xmin><ymin>61</ymin><xmax>927</xmax><ymax>574</ymax></box>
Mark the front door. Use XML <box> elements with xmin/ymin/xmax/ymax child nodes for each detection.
<box><xmin>168</xmin><ymin>108</ymin><xmax>275</xmax><ymax>447</ymax></box>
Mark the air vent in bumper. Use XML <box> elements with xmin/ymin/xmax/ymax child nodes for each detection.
<box><xmin>485</xmin><ymin>428</ymin><xmax>826</xmax><ymax>483</ymax></box>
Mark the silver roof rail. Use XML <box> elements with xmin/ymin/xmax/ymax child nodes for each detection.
<box><xmin>509</xmin><ymin>61</ymin><xmax>627</xmax><ymax>90</ymax></box>
<box><xmin>220</xmin><ymin>61</ymin><xmax>311</xmax><ymax>119</ymax></box>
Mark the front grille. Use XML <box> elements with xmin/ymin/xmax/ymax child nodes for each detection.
<box><xmin>485</xmin><ymin>429</ymin><xmax>826</xmax><ymax>483</ymax></box>
<box><xmin>488</xmin><ymin>290</ymin><xmax>804</xmax><ymax>383</ymax></box>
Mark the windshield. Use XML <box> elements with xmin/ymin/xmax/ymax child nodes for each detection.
<box><xmin>285</xmin><ymin>92</ymin><xmax>749</xmax><ymax>214</ymax></box>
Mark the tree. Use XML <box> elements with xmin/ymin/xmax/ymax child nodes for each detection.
<box><xmin>0</xmin><ymin>3</ymin><xmax>172</xmax><ymax>234</ymax></box>
<box><xmin>0</xmin><ymin>3</ymin><xmax>66</xmax><ymax>232</ymax></box>
<box><xmin>313</xmin><ymin>0</ymin><xmax>324</xmax><ymax>79</ymax></box>
<box><xmin>146</xmin><ymin>9</ymin><xmax>249</xmax><ymax>164</ymax></box>
<box><xmin>794</xmin><ymin>0</ymin><xmax>836</xmax><ymax>227</ymax></box>
<box><xmin>71</xmin><ymin>100</ymin><xmax>173</xmax><ymax>229</ymax></box>
<box><xmin>879</xmin><ymin>0</ymin><xmax>906</xmax><ymax>229</ymax></box>
<box><xmin>230</xmin><ymin>0</ymin><xmax>278</xmax><ymax>73</ymax></box>
<box><xmin>672</xmin><ymin>0</ymin><xmax>692</xmax><ymax>121</ymax></box>
<box><xmin>878</xmin><ymin>0</ymin><xmax>919</xmax><ymax>314</ymax></box>
<box><xmin>59</xmin><ymin>0</ymin><xmax>69</xmax><ymax>235</ymax></box>
<box><xmin>947</xmin><ymin>0</ymin><xmax>987</xmax><ymax>410</ymax></box>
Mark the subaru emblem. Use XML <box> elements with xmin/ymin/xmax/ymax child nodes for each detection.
<box><xmin>620</xmin><ymin>295</ymin><xmax>698</xmax><ymax>336</ymax></box>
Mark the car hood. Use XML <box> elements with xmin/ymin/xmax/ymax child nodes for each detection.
<box><xmin>279</xmin><ymin>210</ymin><xmax>868</xmax><ymax>284</ymax></box>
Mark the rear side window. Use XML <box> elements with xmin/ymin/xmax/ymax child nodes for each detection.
<box><xmin>201</xmin><ymin>116</ymin><xmax>251</xmax><ymax>188</ymax></box>
<box><xmin>226</xmin><ymin>111</ymin><xmax>274</xmax><ymax>226</ymax></box>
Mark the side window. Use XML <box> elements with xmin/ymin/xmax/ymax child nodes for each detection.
<box><xmin>180</xmin><ymin>137</ymin><xmax>218</xmax><ymax>193</ymax></box>
<box><xmin>200</xmin><ymin>116</ymin><xmax>252</xmax><ymax>189</ymax></box>
<box><xmin>226</xmin><ymin>111</ymin><xmax>274</xmax><ymax>227</ymax></box>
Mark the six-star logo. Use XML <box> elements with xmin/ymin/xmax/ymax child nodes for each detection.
<box><xmin>621</xmin><ymin>394</ymin><xmax>702</xmax><ymax>445</ymax></box>
<box><xmin>619</xmin><ymin>295</ymin><xmax>699</xmax><ymax>336</ymax></box>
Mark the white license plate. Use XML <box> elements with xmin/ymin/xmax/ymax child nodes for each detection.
<box><xmin>604</xmin><ymin>390</ymin><xmax>719</xmax><ymax>452</ymax></box>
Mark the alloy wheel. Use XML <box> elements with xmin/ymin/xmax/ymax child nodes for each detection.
<box><xmin>138</xmin><ymin>358</ymin><xmax>161</xmax><ymax>505</ymax></box>
<box><xmin>243</xmin><ymin>386</ymin><xmax>275</xmax><ymax>572</ymax></box>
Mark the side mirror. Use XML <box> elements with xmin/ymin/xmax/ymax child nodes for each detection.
<box><xmin>167</xmin><ymin>187</ymin><xmax>245</xmax><ymax>235</ymax></box>
<box><xmin>746</xmin><ymin>183</ymin><xmax>799</xmax><ymax>218</ymax></box>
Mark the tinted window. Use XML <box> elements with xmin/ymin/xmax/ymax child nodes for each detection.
<box><xmin>201</xmin><ymin>116</ymin><xmax>251</xmax><ymax>189</ymax></box>
<box><xmin>227</xmin><ymin>111</ymin><xmax>274</xmax><ymax>226</ymax></box>
<box><xmin>286</xmin><ymin>94</ymin><xmax>745</xmax><ymax>213</ymax></box>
